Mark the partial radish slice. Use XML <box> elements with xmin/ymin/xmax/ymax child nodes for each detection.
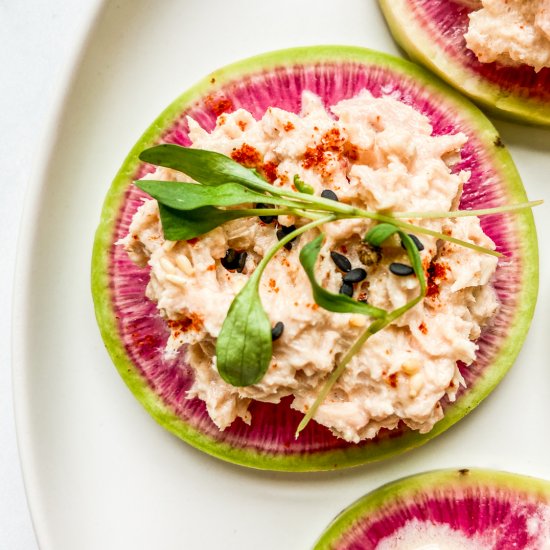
<box><xmin>314</xmin><ymin>469</ymin><xmax>550</xmax><ymax>549</ymax></box>
<box><xmin>91</xmin><ymin>46</ymin><xmax>537</xmax><ymax>471</ymax></box>
<box><xmin>378</xmin><ymin>0</ymin><xmax>550</xmax><ymax>125</ymax></box>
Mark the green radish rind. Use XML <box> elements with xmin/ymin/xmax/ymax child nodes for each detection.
<box><xmin>313</xmin><ymin>468</ymin><xmax>550</xmax><ymax>548</ymax></box>
<box><xmin>91</xmin><ymin>45</ymin><xmax>538</xmax><ymax>471</ymax></box>
<box><xmin>378</xmin><ymin>0</ymin><xmax>550</xmax><ymax>126</ymax></box>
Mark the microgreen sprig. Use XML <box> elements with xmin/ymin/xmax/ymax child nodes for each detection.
<box><xmin>216</xmin><ymin>215</ymin><xmax>334</xmax><ymax>386</ymax></box>
<box><xmin>137</xmin><ymin>144</ymin><xmax>541</xmax><ymax>436</ymax></box>
<box><xmin>137</xmin><ymin>145</ymin><xmax>539</xmax><ymax>258</ymax></box>
<box><xmin>295</xmin><ymin>225</ymin><xmax>426</xmax><ymax>437</ymax></box>
<box><xmin>299</xmin><ymin>235</ymin><xmax>386</xmax><ymax>318</ymax></box>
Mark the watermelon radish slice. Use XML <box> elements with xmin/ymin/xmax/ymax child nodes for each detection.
<box><xmin>91</xmin><ymin>46</ymin><xmax>537</xmax><ymax>471</ymax></box>
<box><xmin>378</xmin><ymin>0</ymin><xmax>550</xmax><ymax>126</ymax></box>
<box><xmin>313</xmin><ymin>469</ymin><xmax>550</xmax><ymax>548</ymax></box>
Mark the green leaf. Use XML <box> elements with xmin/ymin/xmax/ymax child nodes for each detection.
<box><xmin>215</xmin><ymin>215</ymin><xmax>334</xmax><ymax>388</ymax></box>
<box><xmin>365</xmin><ymin>223</ymin><xmax>426</xmax><ymax>298</ymax></box>
<box><xmin>299</xmin><ymin>235</ymin><xmax>386</xmax><ymax>318</ymax></box>
<box><xmin>398</xmin><ymin>231</ymin><xmax>426</xmax><ymax>294</ymax></box>
<box><xmin>216</xmin><ymin>278</ymin><xmax>272</xmax><ymax>386</ymax></box>
<box><xmin>139</xmin><ymin>144</ymin><xmax>273</xmax><ymax>193</ymax></box>
<box><xmin>364</xmin><ymin>223</ymin><xmax>399</xmax><ymax>247</ymax></box>
<box><xmin>136</xmin><ymin>180</ymin><xmax>299</xmax><ymax>211</ymax></box>
<box><xmin>296</xmin><ymin>226</ymin><xmax>426</xmax><ymax>438</ymax></box>
<box><xmin>159</xmin><ymin>204</ymin><xmax>253</xmax><ymax>241</ymax></box>
<box><xmin>293</xmin><ymin>174</ymin><xmax>314</xmax><ymax>195</ymax></box>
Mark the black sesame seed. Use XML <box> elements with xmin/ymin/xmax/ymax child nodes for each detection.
<box><xmin>321</xmin><ymin>189</ymin><xmax>339</xmax><ymax>201</ymax></box>
<box><xmin>330</xmin><ymin>251</ymin><xmax>352</xmax><ymax>272</ymax></box>
<box><xmin>221</xmin><ymin>248</ymin><xmax>237</xmax><ymax>269</ymax></box>
<box><xmin>271</xmin><ymin>321</ymin><xmax>284</xmax><ymax>341</ymax></box>
<box><xmin>339</xmin><ymin>282</ymin><xmax>354</xmax><ymax>297</ymax></box>
<box><xmin>401</xmin><ymin>234</ymin><xmax>424</xmax><ymax>252</ymax></box>
<box><xmin>277</xmin><ymin>225</ymin><xmax>297</xmax><ymax>251</ymax></box>
<box><xmin>236</xmin><ymin>251</ymin><xmax>247</xmax><ymax>273</ymax></box>
<box><xmin>279</xmin><ymin>224</ymin><xmax>297</xmax><ymax>235</ymax></box>
<box><xmin>389</xmin><ymin>262</ymin><xmax>414</xmax><ymax>276</ymax></box>
<box><xmin>256</xmin><ymin>203</ymin><xmax>276</xmax><ymax>224</ymax></box>
<box><xmin>343</xmin><ymin>268</ymin><xmax>367</xmax><ymax>284</ymax></box>
<box><xmin>221</xmin><ymin>248</ymin><xmax>247</xmax><ymax>272</ymax></box>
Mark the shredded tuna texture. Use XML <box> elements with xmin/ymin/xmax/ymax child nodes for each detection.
<box><xmin>120</xmin><ymin>90</ymin><xmax>499</xmax><ymax>443</ymax></box>
<box><xmin>464</xmin><ymin>0</ymin><xmax>550</xmax><ymax>72</ymax></box>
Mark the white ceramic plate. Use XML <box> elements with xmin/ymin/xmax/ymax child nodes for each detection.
<box><xmin>13</xmin><ymin>1</ymin><xmax>550</xmax><ymax>549</ymax></box>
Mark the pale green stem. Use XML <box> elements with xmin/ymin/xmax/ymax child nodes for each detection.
<box><xmin>269</xmin><ymin>190</ymin><xmax>505</xmax><ymax>257</ymax></box>
<box><xmin>226</xmin><ymin>181</ymin><xmax>538</xmax><ymax>257</ymax></box>
<box><xmin>392</xmin><ymin>200</ymin><xmax>543</xmax><ymax>219</ymax></box>
<box><xmin>322</xmin><ymin>212</ymin><xmax>503</xmax><ymax>257</ymax></box>
<box><xmin>294</xmin><ymin>317</ymin><xmax>385</xmax><ymax>438</ymax></box>
<box><xmin>294</xmin><ymin>293</ymin><xmax>426</xmax><ymax>438</ymax></box>
<box><xmin>249</xmin><ymin>215</ymin><xmax>335</xmax><ymax>287</ymax></box>
<box><xmin>382</xmin><ymin>218</ymin><xmax>502</xmax><ymax>257</ymax></box>
<box><xmin>241</xmin><ymin>208</ymin><xmax>324</xmax><ymax>221</ymax></box>
<box><xmin>295</xmin><ymin>231</ymin><xmax>427</xmax><ymax>438</ymax></box>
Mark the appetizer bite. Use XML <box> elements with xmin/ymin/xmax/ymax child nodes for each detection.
<box><xmin>378</xmin><ymin>0</ymin><xmax>550</xmax><ymax>125</ymax></box>
<box><xmin>92</xmin><ymin>47</ymin><xmax>538</xmax><ymax>470</ymax></box>
<box><xmin>313</xmin><ymin>469</ymin><xmax>550</xmax><ymax>549</ymax></box>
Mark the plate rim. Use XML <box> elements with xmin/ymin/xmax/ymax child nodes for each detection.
<box><xmin>11</xmin><ymin>1</ymin><xmax>107</xmax><ymax>547</ymax></box>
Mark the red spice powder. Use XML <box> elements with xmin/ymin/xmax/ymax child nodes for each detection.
<box><xmin>230</xmin><ymin>144</ymin><xmax>279</xmax><ymax>183</ymax></box>
<box><xmin>206</xmin><ymin>264</ymin><xmax>216</xmax><ymax>272</ymax></box>
<box><xmin>387</xmin><ymin>373</ymin><xmax>398</xmax><ymax>388</ymax></box>
<box><xmin>302</xmin><ymin>144</ymin><xmax>326</xmax><ymax>170</ymax></box>
<box><xmin>167</xmin><ymin>313</ymin><xmax>204</xmax><ymax>336</ymax></box>
<box><xmin>187</xmin><ymin>238</ymin><xmax>199</xmax><ymax>246</ymax></box>
<box><xmin>302</xmin><ymin>128</ymin><xmax>345</xmax><ymax>171</ymax></box>
<box><xmin>237</xmin><ymin>120</ymin><xmax>247</xmax><ymax>132</ymax></box>
<box><xmin>323</xmin><ymin>128</ymin><xmax>345</xmax><ymax>151</ymax></box>
<box><xmin>231</xmin><ymin>143</ymin><xmax>262</xmax><ymax>167</ymax></box>
<box><xmin>426</xmin><ymin>261</ymin><xmax>449</xmax><ymax>298</ymax></box>
<box><xmin>261</xmin><ymin>161</ymin><xmax>279</xmax><ymax>183</ymax></box>
<box><xmin>418</xmin><ymin>322</ymin><xmax>428</xmax><ymax>335</ymax></box>
<box><xmin>344</xmin><ymin>143</ymin><xmax>359</xmax><ymax>161</ymax></box>
<box><xmin>283</xmin><ymin>121</ymin><xmax>295</xmax><ymax>132</ymax></box>
<box><xmin>131</xmin><ymin>333</ymin><xmax>157</xmax><ymax>348</ymax></box>
<box><xmin>205</xmin><ymin>95</ymin><xmax>233</xmax><ymax>116</ymax></box>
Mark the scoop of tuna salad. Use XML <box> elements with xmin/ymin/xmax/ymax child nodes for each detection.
<box><xmin>463</xmin><ymin>0</ymin><xmax>550</xmax><ymax>72</ymax></box>
<box><xmin>119</xmin><ymin>90</ymin><xmax>499</xmax><ymax>443</ymax></box>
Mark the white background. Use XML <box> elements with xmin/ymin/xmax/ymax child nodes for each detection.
<box><xmin>1</xmin><ymin>2</ymin><xmax>98</xmax><ymax>548</ymax></box>
<box><xmin>2</xmin><ymin>1</ymin><xmax>549</xmax><ymax>549</ymax></box>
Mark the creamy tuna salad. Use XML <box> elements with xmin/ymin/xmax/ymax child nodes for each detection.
<box><xmin>120</xmin><ymin>90</ymin><xmax>499</xmax><ymax>443</ymax></box>
<box><xmin>462</xmin><ymin>0</ymin><xmax>550</xmax><ymax>71</ymax></box>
